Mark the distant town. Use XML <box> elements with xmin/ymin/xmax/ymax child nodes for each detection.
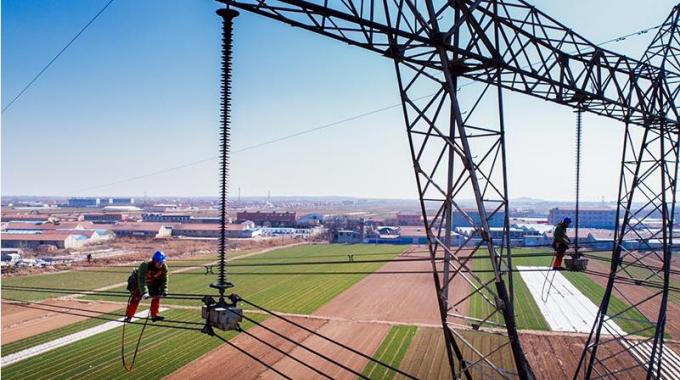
<box><xmin>2</xmin><ymin>195</ymin><xmax>678</xmax><ymax>270</ymax></box>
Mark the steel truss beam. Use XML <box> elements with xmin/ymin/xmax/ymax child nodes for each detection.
<box><xmin>219</xmin><ymin>0</ymin><xmax>679</xmax><ymax>379</ymax></box>
<box><xmin>574</xmin><ymin>6</ymin><xmax>680</xmax><ymax>380</ymax></box>
<box><xmin>221</xmin><ymin>0</ymin><xmax>679</xmax><ymax>128</ymax></box>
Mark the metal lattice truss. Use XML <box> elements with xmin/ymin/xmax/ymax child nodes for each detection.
<box><xmin>219</xmin><ymin>1</ymin><xmax>680</xmax><ymax>379</ymax></box>
<box><xmin>574</xmin><ymin>7</ymin><xmax>680</xmax><ymax>380</ymax></box>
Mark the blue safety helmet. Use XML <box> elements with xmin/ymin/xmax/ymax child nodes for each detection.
<box><xmin>563</xmin><ymin>217</ymin><xmax>572</xmax><ymax>225</ymax></box>
<box><xmin>152</xmin><ymin>250</ymin><xmax>166</xmax><ymax>263</ymax></box>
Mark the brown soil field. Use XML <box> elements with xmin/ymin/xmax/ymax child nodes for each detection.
<box><xmin>263</xmin><ymin>320</ymin><xmax>389</xmax><ymax>379</ymax></box>
<box><xmin>587</xmin><ymin>259</ymin><xmax>680</xmax><ymax>339</ymax></box>
<box><xmin>166</xmin><ymin>317</ymin><xmax>326</xmax><ymax>380</ymax></box>
<box><xmin>397</xmin><ymin>327</ymin><xmax>656</xmax><ymax>380</ymax></box>
<box><xmin>313</xmin><ymin>249</ymin><xmax>469</xmax><ymax>325</ymax></box>
<box><xmin>1</xmin><ymin>299</ymin><xmax>121</xmax><ymax>343</ymax></box>
<box><xmin>166</xmin><ymin>318</ymin><xmax>388</xmax><ymax>380</ymax></box>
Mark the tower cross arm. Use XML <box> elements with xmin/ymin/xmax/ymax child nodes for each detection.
<box><xmin>221</xmin><ymin>0</ymin><xmax>679</xmax><ymax>128</ymax></box>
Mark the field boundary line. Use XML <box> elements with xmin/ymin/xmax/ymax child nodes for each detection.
<box><xmin>1</xmin><ymin>307</ymin><xmax>168</xmax><ymax>367</ymax></box>
<box><xmin>57</xmin><ymin>243</ymin><xmax>309</xmax><ymax>300</ymax></box>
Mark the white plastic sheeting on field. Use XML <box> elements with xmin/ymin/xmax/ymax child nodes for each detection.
<box><xmin>1</xmin><ymin>307</ymin><xmax>167</xmax><ymax>367</ymax></box>
<box><xmin>518</xmin><ymin>266</ymin><xmax>680</xmax><ymax>379</ymax></box>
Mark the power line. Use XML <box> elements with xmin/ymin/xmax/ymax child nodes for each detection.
<box><xmin>2</xmin><ymin>297</ymin><xmax>204</xmax><ymax>326</ymax></box>
<box><xmin>2</xmin><ymin>0</ymin><xmax>115</xmax><ymax>114</ymax></box>
<box><xmin>4</xmin><ymin>299</ymin><xmax>299</xmax><ymax>380</ymax></box>
<box><xmin>19</xmin><ymin>20</ymin><xmax>661</xmax><ymax>193</ymax></box>
<box><xmin>212</xmin><ymin>333</ymin><xmax>293</xmax><ymax>380</ymax></box>
<box><xmin>1</xmin><ymin>285</ymin><xmax>203</xmax><ymax>300</ymax></box>
<box><xmin>237</xmin><ymin>313</ymin><xmax>370</xmax><ymax>379</ymax></box>
<box><xmin>66</xmin><ymin>95</ymin><xmax>425</xmax><ymax>194</ymax></box>
<box><xmin>3</xmin><ymin>298</ymin><xmax>203</xmax><ymax>331</ymax></box>
<box><xmin>239</xmin><ymin>296</ymin><xmax>418</xmax><ymax>379</ymax></box>
<box><xmin>235</xmin><ymin>326</ymin><xmax>334</xmax><ymax>379</ymax></box>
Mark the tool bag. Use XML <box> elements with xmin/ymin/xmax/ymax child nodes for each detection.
<box><xmin>126</xmin><ymin>269</ymin><xmax>138</xmax><ymax>292</ymax></box>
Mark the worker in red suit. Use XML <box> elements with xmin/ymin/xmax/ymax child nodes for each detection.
<box><xmin>124</xmin><ymin>251</ymin><xmax>168</xmax><ymax>322</ymax></box>
<box><xmin>552</xmin><ymin>217</ymin><xmax>572</xmax><ymax>270</ymax></box>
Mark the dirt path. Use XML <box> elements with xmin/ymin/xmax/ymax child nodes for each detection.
<box><xmin>1</xmin><ymin>300</ymin><xmax>121</xmax><ymax>344</ymax></box>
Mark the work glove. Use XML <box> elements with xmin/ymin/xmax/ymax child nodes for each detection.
<box><xmin>143</xmin><ymin>292</ymin><xmax>150</xmax><ymax>300</ymax></box>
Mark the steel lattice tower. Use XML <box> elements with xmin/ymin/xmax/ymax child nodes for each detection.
<box><xmin>218</xmin><ymin>1</ymin><xmax>680</xmax><ymax>378</ymax></box>
<box><xmin>574</xmin><ymin>6</ymin><xmax>680</xmax><ymax>380</ymax></box>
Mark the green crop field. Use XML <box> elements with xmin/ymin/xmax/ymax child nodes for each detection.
<box><xmin>1</xmin><ymin>309</ymin><xmax>268</xmax><ymax>380</ymax></box>
<box><xmin>468</xmin><ymin>248</ymin><xmax>652</xmax><ymax>334</ymax></box>
<box><xmin>1</xmin><ymin>308</ymin><xmax>125</xmax><ymax>356</ymax></box>
<box><xmin>1</xmin><ymin>244</ymin><xmax>406</xmax><ymax>380</ymax></box>
<box><xmin>468</xmin><ymin>248</ymin><xmax>551</xmax><ymax>330</ymax></box>
<box><xmin>0</xmin><ymin>256</ymin><xmax>226</xmax><ymax>302</ymax></box>
<box><xmin>586</xmin><ymin>250</ymin><xmax>680</xmax><ymax>305</ymax></box>
<box><xmin>362</xmin><ymin>325</ymin><xmax>417</xmax><ymax>380</ymax></box>
<box><xmin>84</xmin><ymin>244</ymin><xmax>405</xmax><ymax>314</ymax></box>
<box><xmin>2</xmin><ymin>270</ymin><xmax>127</xmax><ymax>302</ymax></box>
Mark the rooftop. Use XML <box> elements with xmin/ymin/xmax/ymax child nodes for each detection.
<box><xmin>1</xmin><ymin>232</ymin><xmax>77</xmax><ymax>241</ymax></box>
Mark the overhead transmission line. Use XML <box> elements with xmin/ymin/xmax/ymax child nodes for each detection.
<box><xmin>63</xmin><ymin>22</ymin><xmax>664</xmax><ymax>194</ymax></box>
<box><xmin>2</xmin><ymin>0</ymin><xmax>115</xmax><ymax>113</ymax></box>
<box><xmin>3</xmin><ymin>299</ymin><xmax>297</xmax><ymax>379</ymax></box>
<box><xmin>238</xmin><ymin>296</ymin><xmax>418</xmax><ymax>379</ymax></box>
<box><xmin>212</xmin><ymin>333</ymin><xmax>293</xmax><ymax>380</ymax></box>
<box><xmin>3</xmin><ymin>298</ymin><xmax>203</xmax><ymax>331</ymax></box>
<box><xmin>2</xmin><ymin>294</ymin><xmax>416</xmax><ymax>378</ymax></box>
<box><xmin>70</xmin><ymin>245</ymin><xmax>678</xmax><ymax>270</ymax></box>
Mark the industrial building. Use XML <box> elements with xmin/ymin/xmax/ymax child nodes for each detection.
<box><xmin>452</xmin><ymin>209</ymin><xmax>506</xmax><ymax>228</ymax></box>
<box><xmin>110</xmin><ymin>223</ymin><xmax>174</xmax><ymax>238</ymax></box>
<box><xmin>334</xmin><ymin>230</ymin><xmax>363</xmax><ymax>243</ymax></box>
<box><xmin>236</xmin><ymin>211</ymin><xmax>296</xmax><ymax>227</ymax></box>
<box><xmin>396</xmin><ymin>212</ymin><xmax>422</xmax><ymax>226</ymax></box>
<box><xmin>172</xmin><ymin>221</ymin><xmax>257</xmax><ymax>238</ymax></box>
<box><xmin>1</xmin><ymin>232</ymin><xmax>89</xmax><ymax>250</ymax></box>
<box><xmin>0</xmin><ymin>214</ymin><xmax>51</xmax><ymax>223</ymax></box>
<box><xmin>296</xmin><ymin>213</ymin><xmax>324</xmax><ymax>227</ymax></box>
<box><xmin>548</xmin><ymin>207</ymin><xmax>617</xmax><ymax>229</ymax></box>
<box><xmin>142</xmin><ymin>213</ymin><xmax>191</xmax><ymax>223</ymax></box>
<box><xmin>83</xmin><ymin>213</ymin><xmax>124</xmax><ymax>224</ymax></box>
<box><xmin>67</xmin><ymin>198</ymin><xmax>100</xmax><ymax>208</ymax></box>
<box><xmin>188</xmin><ymin>216</ymin><xmax>222</xmax><ymax>224</ymax></box>
<box><xmin>109</xmin><ymin>197</ymin><xmax>135</xmax><ymax>206</ymax></box>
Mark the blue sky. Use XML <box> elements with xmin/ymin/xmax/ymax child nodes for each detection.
<box><xmin>2</xmin><ymin>0</ymin><xmax>678</xmax><ymax>200</ymax></box>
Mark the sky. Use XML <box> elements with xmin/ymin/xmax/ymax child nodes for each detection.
<box><xmin>2</xmin><ymin>0</ymin><xmax>678</xmax><ymax>201</ymax></box>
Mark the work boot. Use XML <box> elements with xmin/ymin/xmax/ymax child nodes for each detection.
<box><xmin>151</xmin><ymin>315</ymin><xmax>165</xmax><ymax>322</ymax></box>
<box><xmin>123</xmin><ymin>316</ymin><xmax>132</xmax><ymax>323</ymax></box>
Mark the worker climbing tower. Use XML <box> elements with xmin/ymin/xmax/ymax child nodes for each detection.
<box><xmin>574</xmin><ymin>5</ymin><xmax>680</xmax><ymax>380</ymax></box>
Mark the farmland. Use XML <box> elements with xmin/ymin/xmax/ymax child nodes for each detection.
<box><xmin>467</xmin><ymin>247</ymin><xmax>654</xmax><ymax>335</ymax></box>
<box><xmin>1</xmin><ymin>308</ymin><xmax>268</xmax><ymax>380</ymax></box>
<box><xmin>1</xmin><ymin>244</ymin><xmax>408</xmax><ymax>380</ymax></box>
<box><xmin>2</xmin><ymin>307</ymin><xmax>125</xmax><ymax>355</ymax></box>
<box><xmin>1</xmin><ymin>255</ymin><xmax>222</xmax><ymax>302</ymax></box>
<box><xmin>468</xmin><ymin>248</ymin><xmax>551</xmax><ymax>330</ymax></box>
<box><xmin>82</xmin><ymin>244</ymin><xmax>406</xmax><ymax>313</ymax></box>
<box><xmin>362</xmin><ymin>325</ymin><xmax>417</xmax><ymax>380</ymax></box>
<box><xmin>0</xmin><ymin>243</ymin><xmax>665</xmax><ymax>379</ymax></box>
